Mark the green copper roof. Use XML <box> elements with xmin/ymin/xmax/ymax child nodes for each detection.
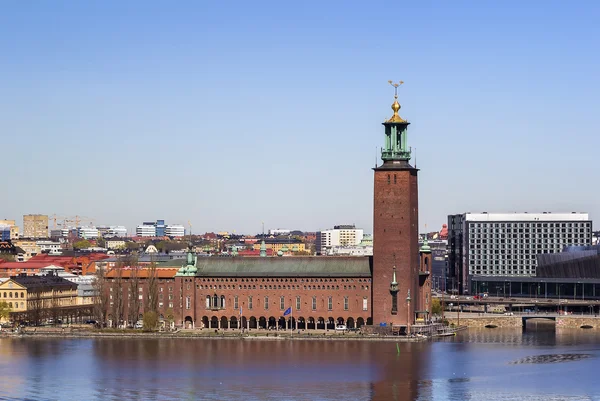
<box><xmin>420</xmin><ymin>238</ymin><xmax>431</xmax><ymax>253</ymax></box>
<box><xmin>187</xmin><ymin>257</ymin><xmax>372</xmax><ymax>277</ymax></box>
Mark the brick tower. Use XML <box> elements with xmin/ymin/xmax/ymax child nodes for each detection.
<box><xmin>372</xmin><ymin>81</ymin><xmax>419</xmax><ymax>330</ymax></box>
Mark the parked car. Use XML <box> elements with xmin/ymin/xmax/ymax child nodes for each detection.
<box><xmin>335</xmin><ymin>324</ymin><xmax>347</xmax><ymax>331</ymax></box>
<box><xmin>134</xmin><ymin>322</ymin><xmax>143</xmax><ymax>329</ymax></box>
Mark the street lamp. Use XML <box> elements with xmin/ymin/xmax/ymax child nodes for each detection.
<box><xmin>406</xmin><ymin>290</ymin><xmax>411</xmax><ymax>336</ymax></box>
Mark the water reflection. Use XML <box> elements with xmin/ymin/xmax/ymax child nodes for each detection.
<box><xmin>0</xmin><ymin>329</ymin><xmax>599</xmax><ymax>401</ymax></box>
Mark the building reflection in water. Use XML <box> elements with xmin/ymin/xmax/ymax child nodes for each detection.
<box><xmin>91</xmin><ymin>338</ymin><xmax>431</xmax><ymax>401</ymax></box>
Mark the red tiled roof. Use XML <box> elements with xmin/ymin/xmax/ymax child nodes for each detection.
<box><xmin>0</xmin><ymin>262</ymin><xmax>56</xmax><ymax>269</ymax></box>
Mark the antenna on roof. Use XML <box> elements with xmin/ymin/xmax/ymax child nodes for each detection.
<box><xmin>414</xmin><ymin>147</ymin><xmax>417</xmax><ymax>168</ymax></box>
<box><xmin>375</xmin><ymin>146</ymin><xmax>378</xmax><ymax>168</ymax></box>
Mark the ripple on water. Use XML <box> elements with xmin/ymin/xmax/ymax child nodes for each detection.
<box><xmin>509</xmin><ymin>353</ymin><xmax>592</xmax><ymax>365</ymax></box>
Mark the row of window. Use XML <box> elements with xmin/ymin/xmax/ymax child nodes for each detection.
<box><xmin>195</xmin><ymin>284</ymin><xmax>369</xmax><ymax>291</ymax></box>
<box><xmin>197</xmin><ymin>278</ymin><xmax>371</xmax><ymax>283</ymax></box>
<box><xmin>2</xmin><ymin>292</ymin><xmax>25</xmax><ymax>298</ymax></box>
<box><xmin>188</xmin><ymin>294</ymin><xmax>369</xmax><ymax>312</ymax></box>
<box><xmin>469</xmin><ymin>222</ymin><xmax>590</xmax><ymax>229</ymax></box>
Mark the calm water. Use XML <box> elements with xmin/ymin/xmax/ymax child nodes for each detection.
<box><xmin>1</xmin><ymin>327</ymin><xmax>599</xmax><ymax>401</ymax></box>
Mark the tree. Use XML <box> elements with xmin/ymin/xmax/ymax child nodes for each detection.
<box><xmin>73</xmin><ymin>240</ymin><xmax>91</xmax><ymax>250</ymax></box>
<box><xmin>0</xmin><ymin>254</ymin><xmax>15</xmax><ymax>262</ymax></box>
<box><xmin>111</xmin><ymin>259</ymin><xmax>125</xmax><ymax>328</ymax></box>
<box><xmin>28</xmin><ymin>290</ymin><xmax>44</xmax><ymax>326</ymax></box>
<box><xmin>126</xmin><ymin>242</ymin><xmax>140</xmax><ymax>251</ymax></box>
<box><xmin>127</xmin><ymin>255</ymin><xmax>141</xmax><ymax>327</ymax></box>
<box><xmin>142</xmin><ymin>311</ymin><xmax>158</xmax><ymax>331</ymax></box>
<box><xmin>165</xmin><ymin>308</ymin><xmax>175</xmax><ymax>331</ymax></box>
<box><xmin>0</xmin><ymin>301</ymin><xmax>11</xmax><ymax>321</ymax></box>
<box><xmin>431</xmin><ymin>298</ymin><xmax>442</xmax><ymax>315</ymax></box>
<box><xmin>96</xmin><ymin>237</ymin><xmax>106</xmax><ymax>248</ymax></box>
<box><xmin>93</xmin><ymin>265</ymin><xmax>109</xmax><ymax>327</ymax></box>
<box><xmin>145</xmin><ymin>258</ymin><xmax>159</xmax><ymax>314</ymax></box>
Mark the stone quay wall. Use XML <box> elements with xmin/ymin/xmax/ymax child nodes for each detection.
<box><xmin>556</xmin><ymin>317</ymin><xmax>600</xmax><ymax>329</ymax></box>
<box><xmin>446</xmin><ymin>316</ymin><xmax>522</xmax><ymax>328</ymax></box>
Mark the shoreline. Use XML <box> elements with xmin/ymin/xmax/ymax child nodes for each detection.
<box><xmin>1</xmin><ymin>329</ymin><xmax>433</xmax><ymax>342</ymax></box>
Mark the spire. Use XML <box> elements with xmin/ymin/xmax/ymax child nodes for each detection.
<box><xmin>420</xmin><ymin>226</ymin><xmax>432</xmax><ymax>253</ymax></box>
<box><xmin>381</xmin><ymin>81</ymin><xmax>411</xmax><ymax>163</ymax></box>
<box><xmin>389</xmin><ymin>254</ymin><xmax>399</xmax><ymax>293</ymax></box>
<box><xmin>386</xmin><ymin>80</ymin><xmax>406</xmax><ymax>123</ymax></box>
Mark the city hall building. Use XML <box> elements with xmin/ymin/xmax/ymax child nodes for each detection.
<box><xmin>104</xmin><ymin>89</ymin><xmax>432</xmax><ymax>332</ymax></box>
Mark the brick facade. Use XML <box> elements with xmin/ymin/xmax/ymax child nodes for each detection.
<box><xmin>106</xmin><ymin>275</ymin><xmax>372</xmax><ymax>329</ymax></box>
<box><xmin>372</xmin><ymin>167</ymin><xmax>420</xmax><ymax>327</ymax></box>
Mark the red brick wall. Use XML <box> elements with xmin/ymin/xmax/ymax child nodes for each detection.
<box><xmin>107</xmin><ymin>276</ymin><xmax>372</xmax><ymax>328</ymax></box>
<box><xmin>372</xmin><ymin>167</ymin><xmax>419</xmax><ymax>326</ymax></box>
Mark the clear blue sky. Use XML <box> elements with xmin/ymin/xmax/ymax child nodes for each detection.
<box><xmin>2</xmin><ymin>1</ymin><xmax>599</xmax><ymax>235</ymax></box>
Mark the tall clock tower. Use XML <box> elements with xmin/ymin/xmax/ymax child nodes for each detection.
<box><xmin>372</xmin><ymin>82</ymin><xmax>420</xmax><ymax>329</ymax></box>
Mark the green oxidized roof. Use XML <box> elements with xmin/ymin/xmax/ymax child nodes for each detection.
<box><xmin>167</xmin><ymin>256</ymin><xmax>372</xmax><ymax>277</ymax></box>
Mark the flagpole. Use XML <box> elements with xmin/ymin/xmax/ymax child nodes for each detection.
<box><xmin>290</xmin><ymin>303</ymin><xmax>293</xmax><ymax>338</ymax></box>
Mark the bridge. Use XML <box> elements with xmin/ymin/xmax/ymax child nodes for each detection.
<box><xmin>439</xmin><ymin>295</ymin><xmax>600</xmax><ymax>308</ymax></box>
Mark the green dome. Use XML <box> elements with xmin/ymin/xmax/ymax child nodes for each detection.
<box><xmin>292</xmin><ymin>244</ymin><xmax>299</xmax><ymax>252</ymax></box>
<box><xmin>281</xmin><ymin>244</ymin><xmax>289</xmax><ymax>252</ymax></box>
<box><xmin>277</xmin><ymin>250</ymin><xmax>284</xmax><ymax>257</ymax></box>
<box><xmin>420</xmin><ymin>238</ymin><xmax>432</xmax><ymax>253</ymax></box>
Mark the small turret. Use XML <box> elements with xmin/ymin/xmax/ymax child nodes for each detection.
<box><xmin>259</xmin><ymin>240</ymin><xmax>267</xmax><ymax>257</ymax></box>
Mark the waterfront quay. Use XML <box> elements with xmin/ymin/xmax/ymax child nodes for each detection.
<box><xmin>4</xmin><ymin>325</ymin><xmax>438</xmax><ymax>342</ymax></box>
<box><xmin>444</xmin><ymin>311</ymin><xmax>600</xmax><ymax>329</ymax></box>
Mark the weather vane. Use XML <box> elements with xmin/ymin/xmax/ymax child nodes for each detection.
<box><xmin>388</xmin><ymin>80</ymin><xmax>404</xmax><ymax>98</ymax></box>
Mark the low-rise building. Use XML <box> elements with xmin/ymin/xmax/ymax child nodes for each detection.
<box><xmin>105</xmin><ymin>238</ymin><xmax>126</xmax><ymax>250</ymax></box>
<box><xmin>0</xmin><ymin>272</ymin><xmax>78</xmax><ymax>323</ymax></box>
<box><xmin>0</xmin><ymin>220</ymin><xmax>19</xmax><ymax>240</ymax></box>
<box><xmin>13</xmin><ymin>239</ymin><xmax>41</xmax><ymax>262</ymax></box>
<box><xmin>327</xmin><ymin>245</ymin><xmax>373</xmax><ymax>257</ymax></box>
<box><xmin>251</xmin><ymin>239</ymin><xmax>306</xmax><ymax>253</ymax></box>
<box><xmin>36</xmin><ymin>240</ymin><xmax>62</xmax><ymax>254</ymax></box>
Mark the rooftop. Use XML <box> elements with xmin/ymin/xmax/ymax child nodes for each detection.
<box><xmin>461</xmin><ymin>212</ymin><xmax>590</xmax><ymax>222</ymax></box>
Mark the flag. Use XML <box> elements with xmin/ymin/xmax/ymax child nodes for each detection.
<box><xmin>283</xmin><ymin>307</ymin><xmax>291</xmax><ymax>316</ymax></box>
<box><xmin>239</xmin><ymin>307</ymin><xmax>242</xmax><ymax>316</ymax></box>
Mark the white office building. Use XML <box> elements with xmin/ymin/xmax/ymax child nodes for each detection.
<box><xmin>269</xmin><ymin>228</ymin><xmax>291</xmax><ymax>236</ymax></box>
<box><xmin>136</xmin><ymin>224</ymin><xmax>156</xmax><ymax>237</ymax></box>
<box><xmin>316</xmin><ymin>225</ymin><xmax>364</xmax><ymax>255</ymax></box>
<box><xmin>165</xmin><ymin>225</ymin><xmax>185</xmax><ymax>238</ymax></box>
<box><xmin>104</xmin><ymin>226</ymin><xmax>127</xmax><ymax>237</ymax></box>
<box><xmin>77</xmin><ymin>226</ymin><xmax>100</xmax><ymax>239</ymax></box>
<box><xmin>448</xmin><ymin>212</ymin><xmax>593</xmax><ymax>293</ymax></box>
<box><xmin>36</xmin><ymin>240</ymin><xmax>62</xmax><ymax>254</ymax></box>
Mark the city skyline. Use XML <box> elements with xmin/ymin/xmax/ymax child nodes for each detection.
<box><xmin>2</xmin><ymin>2</ymin><xmax>599</xmax><ymax>234</ymax></box>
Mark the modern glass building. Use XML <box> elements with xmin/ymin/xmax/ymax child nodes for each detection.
<box><xmin>448</xmin><ymin>212</ymin><xmax>592</xmax><ymax>293</ymax></box>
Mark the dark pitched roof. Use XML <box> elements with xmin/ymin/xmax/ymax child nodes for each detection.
<box><xmin>191</xmin><ymin>256</ymin><xmax>372</xmax><ymax>277</ymax></box>
<box><xmin>10</xmin><ymin>274</ymin><xmax>77</xmax><ymax>290</ymax></box>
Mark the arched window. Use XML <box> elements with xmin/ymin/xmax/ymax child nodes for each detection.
<box><xmin>9</xmin><ymin>292</ymin><xmax>12</xmax><ymax>298</ymax></box>
<box><xmin>21</xmin><ymin>292</ymin><xmax>24</xmax><ymax>298</ymax></box>
<box><xmin>220</xmin><ymin>295</ymin><xmax>226</xmax><ymax>309</ymax></box>
<box><xmin>264</xmin><ymin>296</ymin><xmax>269</xmax><ymax>310</ymax></box>
<box><xmin>280</xmin><ymin>296</ymin><xmax>285</xmax><ymax>310</ymax></box>
<box><xmin>206</xmin><ymin>296</ymin><xmax>210</xmax><ymax>309</ymax></box>
<box><xmin>9</xmin><ymin>302</ymin><xmax>12</xmax><ymax>308</ymax></box>
<box><xmin>213</xmin><ymin>294</ymin><xmax>218</xmax><ymax>308</ymax></box>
